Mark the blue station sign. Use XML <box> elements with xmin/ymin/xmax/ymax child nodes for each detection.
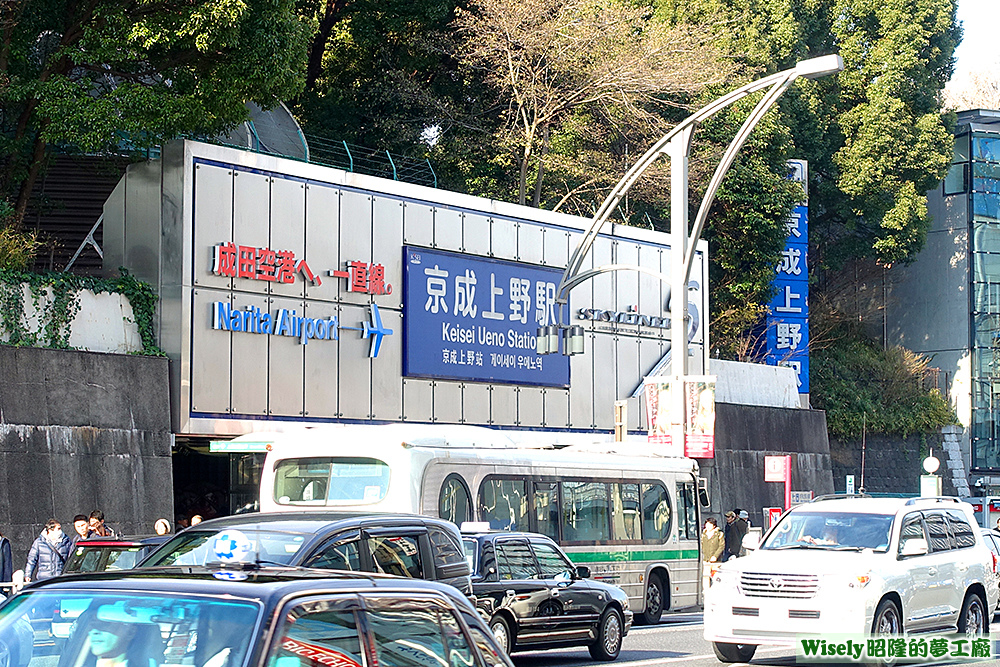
<box><xmin>402</xmin><ymin>246</ymin><xmax>570</xmax><ymax>387</ymax></box>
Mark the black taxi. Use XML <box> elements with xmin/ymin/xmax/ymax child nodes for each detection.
<box><xmin>139</xmin><ymin>512</ymin><xmax>471</xmax><ymax>597</ymax></box>
<box><xmin>462</xmin><ymin>530</ymin><xmax>632</xmax><ymax>661</ymax></box>
<box><xmin>0</xmin><ymin>566</ymin><xmax>512</xmax><ymax>667</ymax></box>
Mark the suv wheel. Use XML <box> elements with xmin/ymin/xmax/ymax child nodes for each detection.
<box><xmin>872</xmin><ymin>599</ymin><xmax>901</xmax><ymax>636</ymax></box>
<box><xmin>589</xmin><ymin>607</ymin><xmax>623</xmax><ymax>661</ymax></box>
<box><xmin>958</xmin><ymin>593</ymin><xmax>987</xmax><ymax>638</ymax></box>
<box><xmin>639</xmin><ymin>574</ymin><xmax>664</xmax><ymax>624</ymax></box>
<box><xmin>712</xmin><ymin>642</ymin><xmax>757</xmax><ymax>663</ymax></box>
<box><xmin>489</xmin><ymin>615</ymin><xmax>512</xmax><ymax>654</ymax></box>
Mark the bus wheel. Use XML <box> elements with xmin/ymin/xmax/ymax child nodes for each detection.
<box><xmin>713</xmin><ymin>642</ymin><xmax>757</xmax><ymax>663</ymax></box>
<box><xmin>489</xmin><ymin>615</ymin><xmax>512</xmax><ymax>654</ymax></box>
<box><xmin>639</xmin><ymin>574</ymin><xmax>664</xmax><ymax>624</ymax></box>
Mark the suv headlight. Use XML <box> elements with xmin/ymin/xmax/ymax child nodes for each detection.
<box><xmin>713</xmin><ymin>569</ymin><xmax>735</xmax><ymax>587</ymax></box>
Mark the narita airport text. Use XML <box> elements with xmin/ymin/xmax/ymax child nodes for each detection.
<box><xmin>213</xmin><ymin>302</ymin><xmax>337</xmax><ymax>345</ymax></box>
<box><xmin>441</xmin><ymin>322</ymin><xmax>536</xmax><ymax>350</ymax></box>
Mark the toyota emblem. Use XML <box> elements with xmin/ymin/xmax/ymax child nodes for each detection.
<box><xmin>768</xmin><ymin>577</ymin><xmax>784</xmax><ymax>589</ymax></box>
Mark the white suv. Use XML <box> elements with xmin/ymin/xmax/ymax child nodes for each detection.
<box><xmin>704</xmin><ymin>496</ymin><xmax>1000</xmax><ymax>662</ymax></box>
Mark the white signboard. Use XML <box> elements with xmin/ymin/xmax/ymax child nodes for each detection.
<box><xmin>846</xmin><ymin>475</ymin><xmax>855</xmax><ymax>494</ymax></box>
<box><xmin>789</xmin><ymin>491</ymin><xmax>813</xmax><ymax>505</ymax></box>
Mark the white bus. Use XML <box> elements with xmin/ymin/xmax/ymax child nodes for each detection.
<box><xmin>248</xmin><ymin>424</ymin><xmax>705</xmax><ymax>623</ymax></box>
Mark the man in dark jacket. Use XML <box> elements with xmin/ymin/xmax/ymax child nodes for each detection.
<box><xmin>25</xmin><ymin>519</ymin><xmax>72</xmax><ymax>582</ymax></box>
<box><xmin>722</xmin><ymin>509</ymin><xmax>748</xmax><ymax>561</ymax></box>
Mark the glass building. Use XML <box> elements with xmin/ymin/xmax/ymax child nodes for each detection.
<box><xmin>891</xmin><ymin>109</ymin><xmax>1000</xmax><ymax>474</ymax></box>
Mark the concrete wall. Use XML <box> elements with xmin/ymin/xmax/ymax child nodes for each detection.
<box><xmin>829</xmin><ymin>431</ymin><xmax>957</xmax><ymax>496</ymax></box>
<box><xmin>701</xmin><ymin>402</ymin><xmax>833</xmax><ymax>528</ymax></box>
<box><xmin>0</xmin><ymin>347</ymin><xmax>173</xmax><ymax>568</ymax></box>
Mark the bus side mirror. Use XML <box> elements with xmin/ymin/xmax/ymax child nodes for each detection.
<box><xmin>698</xmin><ymin>478</ymin><xmax>710</xmax><ymax>507</ymax></box>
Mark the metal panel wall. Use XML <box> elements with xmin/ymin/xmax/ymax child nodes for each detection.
<box><xmin>616</xmin><ymin>241</ymin><xmax>640</xmax><ymax>312</ymax></box>
<box><xmin>518</xmin><ymin>223</ymin><xmax>544</xmax><ymax>265</ymax></box>
<box><xmin>491</xmin><ymin>385</ymin><xmax>517</xmax><ymax>425</ymax></box>
<box><xmin>568</xmin><ymin>333</ymin><xmax>594</xmax><ymax>427</ymax></box>
<box><xmin>340</xmin><ymin>191</ymin><xmax>373</xmax><ymax>306</ymax></box>
<box><xmin>403</xmin><ymin>378</ymin><xmax>434</xmax><ymax>421</ymax></box>
<box><xmin>267</xmin><ymin>296</ymin><xmax>305</xmax><ymax>416</ymax></box>
<box><xmin>543</xmin><ymin>227</ymin><xmax>569</xmax><ymax>268</ymax></box>
<box><xmin>591</xmin><ymin>237</ymin><xmax>614</xmax><ymax>311</ymax></box>
<box><xmin>304</xmin><ymin>184</ymin><xmax>340</xmax><ymax>302</ymax></box>
<box><xmin>518</xmin><ymin>387</ymin><xmax>544</xmax><ymax>427</ymax></box>
<box><xmin>435</xmin><ymin>381</ymin><xmax>463</xmax><ymax>424</ymax></box>
<box><xmin>463</xmin><ymin>383</ymin><xmax>490</xmax><ymax>424</ymax></box>
<box><xmin>370</xmin><ymin>309</ymin><xmax>403</xmax><ymax>420</ymax></box>
<box><xmin>338</xmin><ymin>302</ymin><xmax>373</xmax><ymax>419</ymax></box>
<box><xmin>372</xmin><ymin>197</ymin><xmax>404</xmax><ymax>309</ymax></box>
<box><xmin>230</xmin><ymin>292</ymin><xmax>269</xmax><ymax>415</ymax></box>
<box><xmin>191</xmin><ymin>289</ymin><xmax>231</xmax><ymax>414</ymax></box>
<box><xmin>616</xmin><ymin>336</ymin><xmax>639</xmax><ymax>405</ymax></box>
<box><xmin>434</xmin><ymin>207</ymin><xmax>462</xmax><ymax>252</ymax></box>
<box><xmin>193</xmin><ymin>165</ymin><xmax>233</xmax><ymax>289</ymax></box>
<box><xmin>544</xmin><ymin>388</ymin><xmax>569</xmax><ymax>428</ymax></box>
<box><xmin>639</xmin><ymin>245</ymin><xmax>663</xmax><ymax>339</ymax></box>
<box><xmin>592</xmin><ymin>334</ymin><xmax>616</xmax><ymax>430</ymax></box>
<box><xmin>271</xmin><ymin>178</ymin><xmax>304</xmax><ymax>298</ymax></box>
<box><xmin>492</xmin><ymin>218</ymin><xmax>517</xmax><ymax>260</ymax></box>
<box><xmin>303</xmin><ymin>300</ymin><xmax>339</xmax><ymax>418</ymax></box>
<box><xmin>464</xmin><ymin>213</ymin><xmax>490</xmax><ymax>256</ymax></box>
<box><xmin>233</xmin><ymin>171</ymin><xmax>270</xmax><ymax>296</ymax></box>
<box><xmin>403</xmin><ymin>201</ymin><xmax>434</xmax><ymax>247</ymax></box>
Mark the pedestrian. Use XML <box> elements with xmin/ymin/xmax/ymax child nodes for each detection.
<box><xmin>723</xmin><ymin>509</ymin><xmax>748</xmax><ymax>561</ymax></box>
<box><xmin>25</xmin><ymin>519</ymin><xmax>72</xmax><ymax>582</ymax></box>
<box><xmin>0</xmin><ymin>528</ymin><xmax>12</xmax><ymax>597</ymax></box>
<box><xmin>737</xmin><ymin>509</ymin><xmax>751</xmax><ymax>556</ymax></box>
<box><xmin>71</xmin><ymin>514</ymin><xmax>91</xmax><ymax>545</ymax></box>
<box><xmin>89</xmin><ymin>510</ymin><xmax>115</xmax><ymax>538</ymax></box>
<box><xmin>190</xmin><ymin>515</ymin><xmax>203</xmax><ymax>526</ymax></box>
<box><xmin>995</xmin><ymin>516</ymin><xmax>1000</xmax><ymax>532</ymax></box>
<box><xmin>701</xmin><ymin>518</ymin><xmax>724</xmax><ymax>589</ymax></box>
<box><xmin>154</xmin><ymin>519</ymin><xmax>171</xmax><ymax>536</ymax></box>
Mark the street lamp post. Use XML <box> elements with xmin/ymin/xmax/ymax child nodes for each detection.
<box><xmin>540</xmin><ymin>54</ymin><xmax>843</xmax><ymax>446</ymax></box>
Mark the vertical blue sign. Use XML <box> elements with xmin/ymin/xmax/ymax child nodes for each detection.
<box><xmin>763</xmin><ymin>160</ymin><xmax>810</xmax><ymax>393</ymax></box>
<box><xmin>402</xmin><ymin>246</ymin><xmax>570</xmax><ymax>387</ymax></box>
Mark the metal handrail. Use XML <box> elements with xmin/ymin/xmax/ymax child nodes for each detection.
<box><xmin>64</xmin><ymin>214</ymin><xmax>104</xmax><ymax>272</ymax></box>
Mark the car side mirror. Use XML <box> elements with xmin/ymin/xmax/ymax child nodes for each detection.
<box><xmin>575</xmin><ymin>565</ymin><xmax>591</xmax><ymax>579</ymax></box>
<box><xmin>900</xmin><ymin>538</ymin><xmax>928</xmax><ymax>557</ymax></box>
<box><xmin>742</xmin><ymin>532</ymin><xmax>760</xmax><ymax>552</ymax></box>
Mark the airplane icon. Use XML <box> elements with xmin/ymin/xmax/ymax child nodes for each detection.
<box><xmin>362</xmin><ymin>303</ymin><xmax>394</xmax><ymax>358</ymax></box>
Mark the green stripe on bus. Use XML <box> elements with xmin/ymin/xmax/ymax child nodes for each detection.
<box><xmin>566</xmin><ymin>549</ymin><xmax>699</xmax><ymax>563</ymax></box>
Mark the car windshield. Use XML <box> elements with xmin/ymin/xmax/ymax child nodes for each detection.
<box><xmin>67</xmin><ymin>547</ymin><xmax>147</xmax><ymax>574</ymax></box>
<box><xmin>142</xmin><ymin>530</ymin><xmax>308</xmax><ymax>567</ymax></box>
<box><xmin>761</xmin><ymin>511</ymin><xmax>894</xmax><ymax>552</ymax></box>
<box><xmin>0</xmin><ymin>590</ymin><xmax>261</xmax><ymax>667</ymax></box>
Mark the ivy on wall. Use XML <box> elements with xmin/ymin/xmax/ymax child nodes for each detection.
<box><xmin>0</xmin><ymin>268</ymin><xmax>163</xmax><ymax>355</ymax></box>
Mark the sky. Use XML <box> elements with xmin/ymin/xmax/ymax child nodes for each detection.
<box><xmin>950</xmin><ymin>0</ymin><xmax>1000</xmax><ymax>87</ymax></box>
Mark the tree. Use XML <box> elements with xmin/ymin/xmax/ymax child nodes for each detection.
<box><xmin>944</xmin><ymin>66</ymin><xmax>1000</xmax><ymax>111</ymax></box>
<box><xmin>292</xmin><ymin>0</ymin><xmax>465</xmax><ymax>150</ymax></box>
<box><xmin>0</xmin><ymin>0</ymin><xmax>310</xmax><ymax>227</ymax></box>
<box><xmin>453</xmin><ymin>0</ymin><xmax>733</xmax><ymax>206</ymax></box>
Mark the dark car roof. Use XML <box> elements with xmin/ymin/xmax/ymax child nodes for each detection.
<box><xmin>187</xmin><ymin>511</ymin><xmax>457</xmax><ymax>535</ymax></box>
<box><xmin>20</xmin><ymin>566</ymin><xmax>475</xmax><ymax>609</ymax></box>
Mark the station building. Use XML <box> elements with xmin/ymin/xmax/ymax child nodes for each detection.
<box><xmin>104</xmin><ymin>139</ymin><xmax>721</xmax><ymax>517</ymax></box>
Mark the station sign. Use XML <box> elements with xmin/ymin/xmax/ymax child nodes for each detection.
<box><xmin>402</xmin><ymin>246</ymin><xmax>570</xmax><ymax>387</ymax></box>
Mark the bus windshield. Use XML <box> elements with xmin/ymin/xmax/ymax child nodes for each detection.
<box><xmin>761</xmin><ymin>511</ymin><xmax>894</xmax><ymax>552</ymax></box>
<box><xmin>274</xmin><ymin>457</ymin><xmax>390</xmax><ymax>505</ymax></box>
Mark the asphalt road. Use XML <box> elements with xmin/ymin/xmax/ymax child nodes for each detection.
<box><xmin>507</xmin><ymin>612</ymin><xmax>1000</xmax><ymax>667</ymax></box>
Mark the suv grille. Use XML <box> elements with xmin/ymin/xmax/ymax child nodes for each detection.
<box><xmin>739</xmin><ymin>572</ymin><xmax>819</xmax><ymax>598</ymax></box>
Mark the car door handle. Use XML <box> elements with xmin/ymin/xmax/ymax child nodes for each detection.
<box><xmin>957</xmin><ymin>563</ymin><xmax>969</xmax><ymax>573</ymax></box>
<box><xmin>927</xmin><ymin>567</ymin><xmax>938</xmax><ymax>576</ymax></box>
<box><xmin>551</xmin><ymin>590</ymin><xmax>560</xmax><ymax>597</ymax></box>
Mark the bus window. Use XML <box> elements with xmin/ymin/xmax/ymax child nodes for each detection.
<box><xmin>533</xmin><ymin>482</ymin><xmax>559</xmax><ymax>540</ymax></box>
<box><xmin>273</xmin><ymin>457</ymin><xmax>390</xmax><ymax>505</ymax></box>
<box><xmin>439</xmin><ymin>474</ymin><xmax>472</xmax><ymax>525</ymax></box>
<box><xmin>676</xmin><ymin>481</ymin><xmax>699</xmax><ymax>540</ymax></box>
<box><xmin>561</xmin><ymin>481</ymin><xmax>609</xmax><ymax>542</ymax></box>
<box><xmin>641</xmin><ymin>483</ymin><xmax>671</xmax><ymax>542</ymax></box>
<box><xmin>611</xmin><ymin>483</ymin><xmax>641</xmax><ymax>541</ymax></box>
<box><xmin>479</xmin><ymin>478</ymin><xmax>528</xmax><ymax>530</ymax></box>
